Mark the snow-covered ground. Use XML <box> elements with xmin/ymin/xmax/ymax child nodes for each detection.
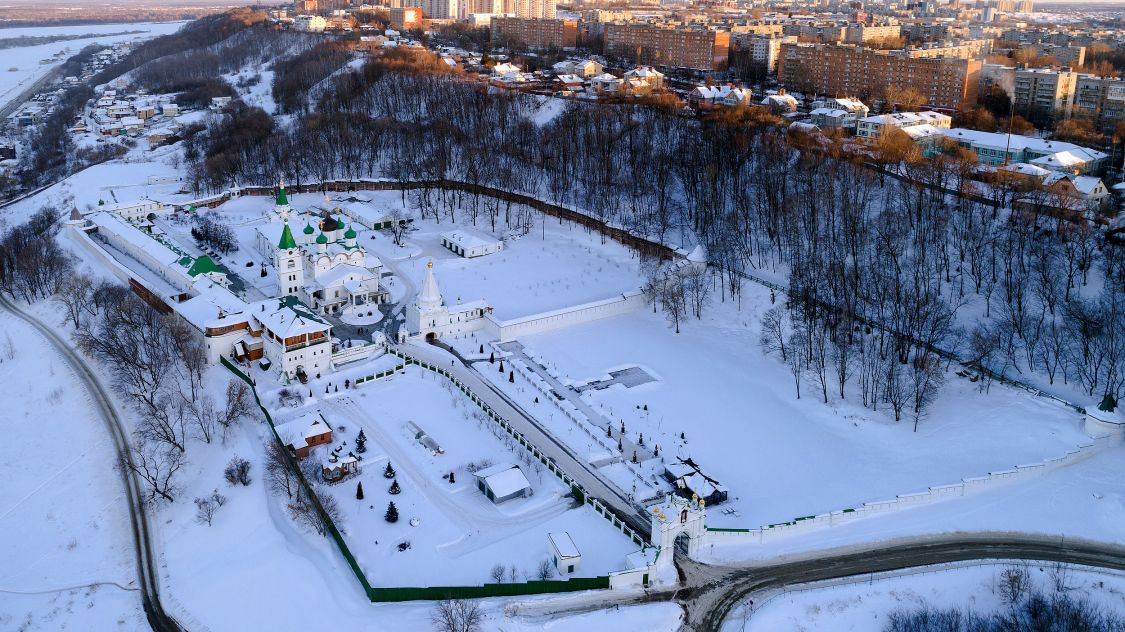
<box><xmin>266</xmin><ymin>367</ymin><xmax>641</xmax><ymax>588</ymax></box>
<box><xmin>0</xmin><ymin>310</ymin><xmax>144</xmax><ymax>631</ymax></box>
<box><xmin>512</xmin><ymin>279</ymin><xmax>1092</xmax><ymax>529</ymax></box>
<box><xmin>701</xmin><ymin>441</ymin><xmax>1125</xmax><ymax>564</ymax></box>
<box><xmin>0</xmin><ymin>22</ymin><xmax>184</xmax><ymax>111</ymax></box>
<box><xmin>735</xmin><ymin>562</ymin><xmax>1125</xmax><ymax>632</ymax></box>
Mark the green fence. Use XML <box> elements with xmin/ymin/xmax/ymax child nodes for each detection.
<box><xmin>222</xmin><ymin>355</ymin><xmax>624</xmax><ymax>601</ymax></box>
<box><xmin>369</xmin><ymin>576</ymin><xmax>610</xmax><ymax>602</ymax></box>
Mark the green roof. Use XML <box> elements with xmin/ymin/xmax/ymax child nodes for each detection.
<box><xmin>303</xmin><ymin>222</ymin><xmax>315</xmax><ymax>234</ymax></box>
<box><xmin>187</xmin><ymin>255</ymin><xmax>221</xmax><ymax>277</ymax></box>
<box><xmin>315</xmin><ymin>232</ymin><xmax>328</xmax><ymax>244</ymax></box>
<box><xmin>344</xmin><ymin>224</ymin><xmax>357</xmax><ymax>239</ymax></box>
<box><xmin>276</xmin><ymin>185</ymin><xmax>289</xmax><ymax>207</ymax></box>
<box><xmin>278</xmin><ymin>222</ymin><xmax>298</xmax><ymax>249</ymax></box>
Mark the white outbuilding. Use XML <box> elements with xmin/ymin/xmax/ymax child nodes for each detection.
<box><xmin>548</xmin><ymin>531</ymin><xmax>581</xmax><ymax>575</ymax></box>
<box><xmin>473</xmin><ymin>463</ymin><xmax>531</xmax><ymax>504</ymax></box>
<box><xmin>440</xmin><ymin>229</ymin><xmax>503</xmax><ymax>258</ymax></box>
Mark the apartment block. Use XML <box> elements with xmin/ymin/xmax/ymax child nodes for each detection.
<box><xmin>491</xmin><ymin>17</ymin><xmax>577</xmax><ymax>49</ymax></box>
<box><xmin>1073</xmin><ymin>75</ymin><xmax>1125</xmax><ymax>133</ymax></box>
<box><xmin>513</xmin><ymin>0</ymin><xmax>554</xmax><ymax>20</ymax></box>
<box><xmin>389</xmin><ymin>7</ymin><xmax>423</xmax><ymax>30</ymax></box>
<box><xmin>782</xmin><ymin>23</ymin><xmax>846</xmax><ymax>43</ymax></box>
<box><xmin>777</xmin><ymin>43</ymin><xmax>981</xmax><ymax>111</ymax></box>
<box><xmin>1013</xmin><ymin>67</ymin><xmax>1077</xmax><ymax>118</ymax></box>
<box><xmin>843</xmin><ymin>23</ymin><xmax>901</xmax><ymax>44</ymax></box>
<box><xmin>420</xmin><ymin>0</ymin><xmax>457</xmax><ymax>20</ymax></box>
<box><xmin>605</xmin><ymin>23</ymin><xmax>730</xmax><ymax>71</ymax></box>
<box><xmin>740</xmin><ymin>34</ymin><xmax>796</xmax><ymax>73</ymax></box>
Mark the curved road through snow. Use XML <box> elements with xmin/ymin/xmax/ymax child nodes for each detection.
<box><xmin>676</xmin><ymin>532</ymin><xmax>1125</xmax><ymax>631</ymax></box>
<box><xmin>0</xmin><ymin>294</ymin><xmax>183</xmax><ymax>632</ymax></box>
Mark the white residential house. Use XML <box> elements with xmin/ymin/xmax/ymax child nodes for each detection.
<box><xmin>624</xmin><ymin>66</ymin><xmax>664</xmax><ymax>90</ymax></box>
<box><xmin>161</xmin><ymin>103</ymin><xmax>180</xmax><ymax>117</ymax></box>
<box><xmin>691</xmin><ymin>85</ymin><xmax>752</xmax><ymax>108</ymax></box>
<box><xmin>548</xmin><ymin>532</ymin><xmax>581</xmax><ymax>575</ymax></box>
<box><xmin>553</xmin><ymin>59</ymin><xmax>603</xmax><ymax>77</ymax></box>
<box><xmin>492</xmin><ymin>62</ymin><xmax>521</xmax><ymax>75</ymax></box>
<box><xmin>589</xmin><ymin>73</ymin><xmax>623</xmax><ymax>95</ymax></box>
<box><xmin>210</xmin><ymin>96</ymin><xmax>233</xmax><ymax>112</ymax></box>
<box><xmin>762</xmin><ymin>90</ymin><xmax>799</xmax><ymax>114</ymax></box>
<box><xmin>440</xmin><ymin>229</ymin><xmax>503</xmax><ymax>258</ymax></box>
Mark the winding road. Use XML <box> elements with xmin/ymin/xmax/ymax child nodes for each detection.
<box><xmin>676</xmin><ymin>531</ymin><xmax>1125</xmax><ymax>631</ymax></box>
<box><xmin>0</xmin><ymin>294</ymin><xmax>183</xmax><ymax>632</ymax></box>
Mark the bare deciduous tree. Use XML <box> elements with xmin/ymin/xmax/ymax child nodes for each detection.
<box><xmin>430</xmin><ymin>599</ymin><xmax>483</xmax><ymax>632</ymax></box>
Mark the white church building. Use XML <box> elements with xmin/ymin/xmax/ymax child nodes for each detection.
<box><xmin>406</xmin><ymin>260</ymin><xmax>491</xmax><ymax>341</ymax></box>
<box><xmin>256</xmin><ymin>184</ymin><xmax>388</xmax><ymax>316</ymax></box>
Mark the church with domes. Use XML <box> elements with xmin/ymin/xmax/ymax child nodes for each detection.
<box><xmin>257</xmin><ymin>182</ymin><xmax>388</xmax><ymax>316</ymax></box>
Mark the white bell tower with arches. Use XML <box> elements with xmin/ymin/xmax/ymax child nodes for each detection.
<box><xmin>650</xmin><ymin>493</ymin><xmax>706</xmax><ymax>565</ymax></box>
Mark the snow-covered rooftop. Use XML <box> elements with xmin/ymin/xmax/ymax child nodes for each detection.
<box><xmin>472</xmin><ymin>463</ymin><xmax>530</xmax><ymax>498</ymax></box>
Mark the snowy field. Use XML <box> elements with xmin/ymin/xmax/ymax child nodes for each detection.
<box><xmin>0</xmin><ymin>22</ymin><xmax>184</xmax><ymax>111</ymax></box>
<box><xmin>266</xmin><ymin>367</ymin><xmax>640</xmax><ymax>588</ymax></box>
<box><xmin>702</xmin><ymin>441</ymin><xmax>1125</xmax><ymax>563</ymax></box>
<box><xmin>511</xmin><ymin>279</ymin><xmax>1091</xmax><ymax>529</ymax></box>
<box><xmin>0</xmin><ymin>310</ymin><xmax>144</xmax><ymax>631</ymax></box>
<box><xmin>735</xmin><ymin>563</ymin><xmax>1125</xmax><ymax>632</ymax></box>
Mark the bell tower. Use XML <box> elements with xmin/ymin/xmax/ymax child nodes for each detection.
<box><xmin>275</xmin><ymin>221</ymin><xmax>304</xmax><ymax>298</ymax></box>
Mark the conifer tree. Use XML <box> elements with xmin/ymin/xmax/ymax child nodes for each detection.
<box><xmin>384</xmin><ymin>462</ymin><xmax>395</xmax><ymax>478</ymax></box>
<box><xmin>389</xmin><ymin>479</ymin><xmax>401</xmax><ymax>495</ymax></box>
<box><xmin>356</xmin><ymin>481</ymin><xmax>364</xmax><ymax>500</ymax></box>
<box><xmin>385</xmin><ymin>501</ymin><xmax>398</xmax><ymax>523</ymax></box>
<box><xmin>356</xmin><ymin>430</ymin><xmax>367</xmax><ymax>453</ymax></box>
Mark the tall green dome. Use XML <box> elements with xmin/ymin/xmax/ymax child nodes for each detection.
<box><xmin>315</xmin><ymin>232</ymin><xmax>328</xmax><ymax>245</ymax></box>
<box><xmin>344</xmin><ymin>224</ymin><xmax>357</xmax><ymax>239</ymax></box>
<box><xmin>303</xmin><ymin>222</ymin><xmax>315</xmax><ymax>235</ymax></box>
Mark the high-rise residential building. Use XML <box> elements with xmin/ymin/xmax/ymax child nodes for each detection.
<box><xmin>1073</xmin><ymin>75</ymin><xmax>1125</xmax><ymax>134</ymax></box>
<box><xmin>389</xmin><ymin>7</ymin><xmax>424</xmax><ymax>30</ymax></box>
<box><xmin>491</xmin><ymin>17</ymin><xmax>577</xmax><ymax>49</ymax></box>
<box><xmin>742</xmin><ymin>34</ymin><xmax>796</xmax><ymax>73</ymax></box>
<box><xmin>604</xmin><ymin>23</ymin><xmax>730</xmax><ymax>71</ymax></box>
<box><xmin>513</xmin><ymin>0</ymin><xmax>555</xmax><ymax>20</ymax></box>
<box><xmin>777</xmin><ymin>42</ymin><xmax>982</xmax><ymax>111</ymax></box>
<box><xmin>1012</xmin><ymin>67</ymin><xmax>1077</xmax><ymax>118</ymax></box>
<box><xmin>418</xmin><ymin>0</ymin><xmax>457</xmax><ymax>20</ymax></box>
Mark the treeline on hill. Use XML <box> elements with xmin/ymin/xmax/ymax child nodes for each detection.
<box><xmin>272</xmin><ymin>39</ymin><xmax>357</xmax><ymax>114</ymax></box>
<box><xmin>180</xmin><ymin>46</ymin><xmax>1125</xmax><ymax>423</ymax></box>
<box><xmin>129</xmin><ymin>17</ymin><xmax>322</xmax><ymax>108</ymax></box>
